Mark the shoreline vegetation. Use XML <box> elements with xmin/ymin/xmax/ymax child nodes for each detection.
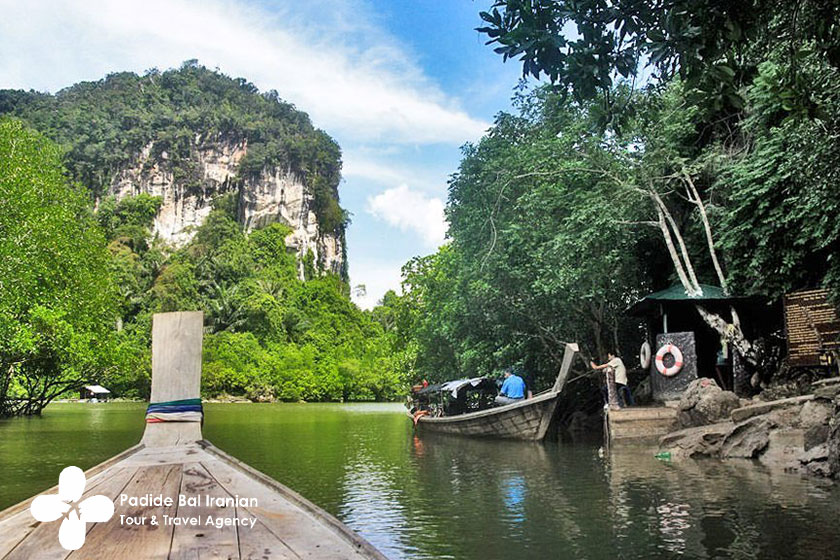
<box><xmin>1</xmin><ymin>2</ymin><xmax>839</xmax><ymax>482</ymax></box>
<box><xmin>0</xmin><ymin>65</ymin><xmax>406</xmax><ymax>417</ymax></box>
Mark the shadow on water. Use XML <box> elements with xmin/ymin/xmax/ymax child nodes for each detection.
<box><xmin>1</xmin><ymin>402</ymin><xmax>839</xmax><ymax>559</ymax></box>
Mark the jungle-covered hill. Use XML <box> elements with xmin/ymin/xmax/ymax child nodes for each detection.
<box><xmin>0</xmin><ymin>61</ymin><xmax>345</xmax><ymax>235</ymax></box>
<box><xmin>0</xmin><ymin>64</ymin><xmax>406</xmax><ymax>416</ymax></box>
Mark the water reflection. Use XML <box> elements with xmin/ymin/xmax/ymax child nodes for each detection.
<box><xmin>1</xmin><ymin>403</ymin><xmax>839</xmax><ymax>560</ymax></box>
<box><xmin>501</xmin><ymin>474</ymin><xmax>526</xmax><ymax>524</ymax></box>
<box><xmin>606</xmin><ymin>444</ymin><xmax>840</xmax><ymax>559</ymax></box>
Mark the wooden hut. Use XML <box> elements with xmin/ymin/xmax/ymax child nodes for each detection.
<box><xmin>628</xmin><ymin>283</ymin><xmax>776</xmax><ymax>397</ymax></box>
<box><xmin>80</xmin><ymin>385</ymin><xmax>111</xmax><ymax>401</ymax></box>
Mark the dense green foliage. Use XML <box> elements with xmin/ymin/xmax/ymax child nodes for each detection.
<box><xmin>478</xmin><ymin>0</ymin><xmax>840</xmax><ymax>118</ymax></box>
<box><xmin>99</xmin><ymin>193</ymin><xmax>402</xmax><ymax>402</ymax></box>
<box><xmin>0</xmin><ymin>61</ymin><xmax>346</xmax><ymax>235</ymax></box>
<box><xmin>717</xmin><ymin>57</ymin><xmax>840</xmax><ymax>298</ymax></box>
<box><xmin>0</xmin><ymin>119</ymin><xmax>119</xmax><ymax>415</ymax></box>
<box><xmin>381</xmin><ymin>2</ymin><xmax>840</xmax><ymax>392</ymax></box>
<box><xmin>0</xmin><ymin>64</ymin><xmax>403</xmax><ymax>414</ymax></box>
<box><xmin>378</xmin><ymin>94</ymin><xmax>665</xmax><ymax>389</ymax></box>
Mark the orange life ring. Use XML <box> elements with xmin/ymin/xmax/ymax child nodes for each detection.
<box><xmin>655</xmin><ymin>343</ymin><xmax>684</xmax><ymax>377</ymax></box>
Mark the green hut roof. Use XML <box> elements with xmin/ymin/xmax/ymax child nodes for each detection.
<box><xmin>628</xmin><ymin>283</ymin><xmax>743</xmax><ymax>316</ymax></box>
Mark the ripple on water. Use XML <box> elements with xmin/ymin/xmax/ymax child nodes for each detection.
<box><xmin>3</xmin><ymin>403</ymin><xmax>840</xmax><ymax>560</ymax></box>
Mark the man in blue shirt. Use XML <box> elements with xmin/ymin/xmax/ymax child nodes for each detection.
<box><xmin>495</xmin><ymin>368</ymin><xmax>526</xmax><ymax>405</ymax></box>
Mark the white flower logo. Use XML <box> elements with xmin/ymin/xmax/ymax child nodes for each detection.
<box><xmin>30</xmin><ymin>466</ymin><xmax>115</xmax><ymax>551</ymax></box>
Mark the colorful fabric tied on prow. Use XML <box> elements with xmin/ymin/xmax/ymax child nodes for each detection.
<box><xmin>145</xmin><ymin>398</ymin><xmax>203</xmax><ymax>423</ymax></box>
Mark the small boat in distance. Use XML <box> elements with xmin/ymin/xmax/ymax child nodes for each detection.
<box><xmin>408</xmin><ymin>343</ymin><xmax>579</xmax><ymax>441</ymax></box>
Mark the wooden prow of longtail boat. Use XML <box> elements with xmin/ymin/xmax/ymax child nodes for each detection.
<box><xmin>0</xmin><ymin>311</ymin><xmax>387</xmax><ymax>560</ymax></box>
<box><xmin>412</xmin><ymin>342</ymin><xmax>580</xmax><ymax>441</ymax></box>
<box><xmin>141</xmin><ymin>311</ymin><xmax>204</xmax><ymax>447</ymax></box>
<box><xmin>552</xmin><ymin>342</ymin><xmax>580</xmax><ymax>393</ymax></box>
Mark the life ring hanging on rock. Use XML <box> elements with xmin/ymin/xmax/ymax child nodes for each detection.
<box><xmin>640</xmin><ymin>341</ymin><xmax>652</xmax><ymax>369</ymax></box>
<box><xmin>655</xmin><ymin>343</ymin><xmax>684</xmax><ymax>377</ymax></box>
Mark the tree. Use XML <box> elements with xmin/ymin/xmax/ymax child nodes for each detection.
<box><xmin>718</xmin><ymin>57</ymin><xmax>840</xmax><ymax>301</ymax></box>
<box><xmin>388</xmin><ymin>94</ymin><xmax>662</xmax><ymax>387</ymax></box>
<box><xmin>477</xmin><ymin>0</ymin><xmax>840</xmax><ymax>117</ymax></box>
<box><xmin>0</xmin><ymin>119</ymin><xmax>117</xmax><ymax>416</ymax></box>
<box><xmin>450</xmin><ymin>95</ymin><xmax>661</xmax><ymax>369</ymax></box>
<box><xmin>476</xmin><ymin>1</ymin><xmax>834</xmax><ymax>371</ymax></box>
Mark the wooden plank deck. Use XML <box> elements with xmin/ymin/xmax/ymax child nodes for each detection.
<box><xmin>0</xmin><ymin>442</ymin><xmax>384</xmax><ymax>559</ymax></box>
<box><xmin>0</xmin><ymin>312</ymin><xmax>386</xmax><ymax>560</ymax></box>
<box><xmin>607</xmin><ymin>406</ymin><xmax>679</xmax><ymax>442</ymax></box>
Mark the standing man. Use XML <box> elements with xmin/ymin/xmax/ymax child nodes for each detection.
<box><xmin>495</xmin><ymin>368</ymin><xmax>526</xmax><ymax>405</ymax></box>
<box><xmin>590</xmin><ymin>351</ymin><xmax>633</xmax><ymax>408</ymax></box>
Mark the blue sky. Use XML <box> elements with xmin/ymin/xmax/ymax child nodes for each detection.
<box><xmin>0</xmin><ymin>0</ymin><xmax>525</xmax><ymax>308</ymax></box>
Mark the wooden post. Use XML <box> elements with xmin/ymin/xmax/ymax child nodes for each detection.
<box><xmin>552</xmin><ymin>342</ymin><xmax>580</xmax><ymax>393</ymax></box>
<box><xmin>141</xmin><ymin>311</ymin><xmax>204</xmax><ymax>447</ymax></box>
<box><xmin>605</xmin><ymin>367</ymin><xmax>620</xmax><ymax>410</ymax></box>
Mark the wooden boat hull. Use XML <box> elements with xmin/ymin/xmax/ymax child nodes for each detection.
<box><xmin>412</xmin><ymin>391</ymin><xmax>560</xmax><ymax>441</ymax></box>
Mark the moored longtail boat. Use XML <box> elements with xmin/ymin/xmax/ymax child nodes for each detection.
<box><xmin>0</xmin><ymin>312</ymin><xmax>386</xmax><ymax>560</ymax></box>
<box><xmin>410</xmin><ymin>342</ymin><xmax>579</xmax><ymax>441</ymax></box>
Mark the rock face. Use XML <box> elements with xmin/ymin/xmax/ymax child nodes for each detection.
<box><xmin>660</xmin><ymin>384</ymin><xmax>840</xmax><ymax>478</ymax></box>
<box><xmin>827</xmin><ymin>387</ymin><xmax>840</xmax><ymax>477</ymax></box>
<box><xmin>109</xmin><ymin>136</ymin><xmax>344</xmax><ymax>278</ymax></box>
<box><xmin>676</xmin><ymin>378</ymin><xmax>741</xmax><ymax>428</ymax></box>
<box><xmin>719</xmin><ymin>416</ymin><xmax>774</xmax><ymax>458</ymax></box>
<box><xmin>659</xmin><ymin>422</ymin><xmax>734</xmax><ymax>458</ymax></box>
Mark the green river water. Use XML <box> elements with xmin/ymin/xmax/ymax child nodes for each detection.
<box><xmin>1</xmin><ymin>402</ymin><xmax>839</xmax><ymax>559</ymax></box>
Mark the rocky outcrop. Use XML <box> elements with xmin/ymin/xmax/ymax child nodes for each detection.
<box><xmin>827</xmin><ymin>383</ymin><xmax>840</xmax><ymax>477</ymax></box>
<box><xmin>660</xmin><ymin>382</ymin><xmax>840</xmax><ymax>478</ymax></box>
<box><xmin>237</xmin><ymin>166</ymin><xmax>344</xmax><ymax>277</ymax></box>
<box><xmin>676</xmin><ymin>378</ymin><xmax>741</xmax><ymax>428</ymax></box>
<box><xmin>659</xmin><ymin>422</ymin><xmax>733</xmax><ymax>458</ymax></box>
<box><xmin>800</xmin><ymin>400</ymin><xmax>832</xmax><ymax>450</ymax></box>
<box><xmin>719</xmin><ymin>416</ymin><xmax>774</xmax><ymax>458</ymax></box>
<box><xmin>109</xmin><ymin>136</ymin><xmax>344</xmax><ymax>278</ymax></box>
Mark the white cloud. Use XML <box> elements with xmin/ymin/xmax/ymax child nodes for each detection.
<box><xmin>349</xmin><ymin>260</ymin><xmax>404</xmax><ymax>310</ymax></box>
<box><xmin>0</xmin><ymin>0</ymin><xmax>489</xmax><ymax>145</ymax></box>
<box><xmin>343</xmin><ymin>153</ymin><xmax>448</xmax><ymax>193</ymax></box>
<box><xmin>366</xmin><ymin>185</ymin><xmax>447</xmax><ymax>248</ymax></box>
<box><xmin>343</xmin><ymin>158</ymin><xmax>409</xmax><ymax>187</ymax></box>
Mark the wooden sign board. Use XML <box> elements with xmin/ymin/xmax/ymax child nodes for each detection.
<box><xmin>784</xmin><ymin>289</ymin><xmax>840</xmax><ymax>367</ymax></box>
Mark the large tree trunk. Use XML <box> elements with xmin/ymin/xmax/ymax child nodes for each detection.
<box><xmin>647</xmin><ymin>183</ymin><xmax>758</xmax><ymax>368</ymax></box>
<box><xmin>684</xmin><ymin>174</ymin><xmax>728</xmax><ymax>294</ymax></box>
<box><xmin>694</xmin><ymin>305</ymin><xmax>756</xmax><ymax>365</ymax></box>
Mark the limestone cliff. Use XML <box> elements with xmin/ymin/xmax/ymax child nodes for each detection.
<box><xmin>108</xmin><ymin>136</ymin><xmax>344</xmax><ymax>278</ymax></box>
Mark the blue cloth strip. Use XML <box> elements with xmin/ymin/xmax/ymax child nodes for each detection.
<box><xmin>145</xmin><ymin>399</ymin><xmax>204</xmax><ymax>422</ymax></box>
<box><xmin>146</xmin><ymin>405</ymin><xmax>203</xmax><ymax>413</ymax></box>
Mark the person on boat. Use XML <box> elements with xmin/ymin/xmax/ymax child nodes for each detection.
<box><xmin>590</xmin><ymin>351</ymin><xmax>633</xmax><ymax>407</ymax></box>
<box><xmin>495</xmin><ymin>368</ymin><xmax>526</xmax><ymax>405</ymax></box>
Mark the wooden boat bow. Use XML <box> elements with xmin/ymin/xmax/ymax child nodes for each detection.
<box><xmin>0</xmin><ymin>311</ymin><xmax>387</xmax><ymax>560</ymax></box>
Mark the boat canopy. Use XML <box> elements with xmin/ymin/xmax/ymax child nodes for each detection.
<box><xmin>440</xmin><ymin>377</ymin><xmax>491</xmax><ymax>398</ymax></box>
<box><xmin>415</xmin><ymin>383</ymin><xmax>444</xmax><ymax>397</ymax></box>
<box><xmin>414</xmin><ymin>377</ymin><xmax>497</xmax><ymax>399</ymax></box>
